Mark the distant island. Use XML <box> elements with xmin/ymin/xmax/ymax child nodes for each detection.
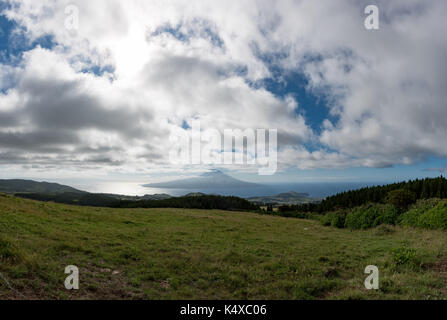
<box><xmin>143</xmin><ymin>170</ymin><xmax>260</xmax><ymax>189</ymax></box>
<box><xmin>247</xmin><ymin>191</ymin><xmax>321</xmax><ymax>205</ymax></box>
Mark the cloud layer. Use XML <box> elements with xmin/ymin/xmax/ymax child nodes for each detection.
<box><xmin>1</xmin><ymin>0</ymin><xmax>446</xmax><ymax>175</ymax></box>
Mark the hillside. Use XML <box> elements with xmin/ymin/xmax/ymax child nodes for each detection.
<box><xmin>16</xmin><ymin>192</ymin><xmax>258</xmax><ymax>211</ymax></box>
<box><xmin>0</xmin><ymin>179</ymin><xmax>84</xmax><ymax>194</ymax></box>
<box><xmin>1</xmin><ymin>194</ymin><xmax>447</xmax><ymax>300</ymax></box>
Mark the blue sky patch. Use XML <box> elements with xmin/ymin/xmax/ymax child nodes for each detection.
<box><xmin>0</xmin><ymin>12</ymin><xmax>56</xmax><ymax>66</ymax></box>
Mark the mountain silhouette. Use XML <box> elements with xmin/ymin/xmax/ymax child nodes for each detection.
<box><xmin>143</xmin><ymin>170</ymin><xmax>260</xmax><ymax>189</ymax></box>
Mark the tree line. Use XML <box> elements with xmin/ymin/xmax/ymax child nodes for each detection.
<box><xmin>16</xmin><ymin>192</ymin><xmax>259</xmax><ymax>211</ymax></box>
<box><xmin>279</xmin><ymin>177</ymin><xmax>447</xmax><ymax>214</ymax></box>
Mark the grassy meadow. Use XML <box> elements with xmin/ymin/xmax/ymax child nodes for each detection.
<box><xmin>1</xmin><ymin>193</ymin><xmax>447</xmax><ymax>300</ymax></box>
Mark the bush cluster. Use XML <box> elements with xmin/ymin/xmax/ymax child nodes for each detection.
<box><xmin>392</xmin><ymin>246</ymin><xmax>419</xmax><ymax>268</ymax></box>
<box><xmin>319</xmin><ymin>199</ymin><xmax>447</xmax><ymax>231</ymax></box>
<box><xmin>319</xmin><ymin>211</ymin><xmax>347</xmax><ymax>228</ymax></box>
<box><xmin>416</xmin><ymin>201</ymin><xmax>447</xmax><ymax>230</ymax></box>
<box><xmin>344</xmin><ymin>204</ymin><xmax>398</xmax><ymax>230</ymax></box>
<box><xmin>398</xmin><ymin>198</ymin><xmax>441</xmax><ymax>227</ymax></box>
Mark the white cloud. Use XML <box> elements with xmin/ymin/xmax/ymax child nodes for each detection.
<box><xmin>0</xmin><ymin>0</ymin><xmax>446</xmax><ymax>177</ymax></box>
<box><xmin>269</xmin><ymin>0</ymin><xmax>447</xmax><ymax>167</ymax></box>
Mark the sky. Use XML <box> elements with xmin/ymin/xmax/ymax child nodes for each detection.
<box><xmin>0</xmin><ymin>0</ymin><xmax>446</xmax><ymax>194</ymax></box>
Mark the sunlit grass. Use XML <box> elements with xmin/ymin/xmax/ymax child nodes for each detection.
<box><xmin>1</xmin><ymin>194</ymin><xmax>447</xmax><ymax>300</ymax></box>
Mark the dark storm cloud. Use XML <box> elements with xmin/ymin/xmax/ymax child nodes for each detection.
<box><xmin>0</xmin><ymin>57</ymin><xmax>163</xmax><ymax>168</ymax></box>
<box><xmin>0</xmin><ymin>111</ymin><xmax>19</xmax><ymax>126</ymax></box>
<box><xmin>18</xmin><ymin>77</ymin><xmax>153</xmax><ymax>138</ymax></box>
<box><xmin>0</xmin><ymin>130</ymin><xmax>79</xmax><ymax>151</ymax></box>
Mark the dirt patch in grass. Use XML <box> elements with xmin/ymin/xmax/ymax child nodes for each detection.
<box><xmin>428</xmin><ymin>259</ymin><xmax>447</xmax><ymax>274</ymax></box>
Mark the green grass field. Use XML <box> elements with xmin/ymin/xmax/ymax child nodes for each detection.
<box><xmin>1</xmin><ymin>193</ymin><xmax>447</xmax><ymax>300</ymax></box>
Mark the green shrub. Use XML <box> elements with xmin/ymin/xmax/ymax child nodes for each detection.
<box><xmin>417</xmin><ymin>200</ymin><xmax>447</xmax><ymax>230</ymax></box>
<box><xmin>320</xmin><ymin>213</ymin><xmax>336</xmax><ymax>227</ymax></box>
<box><xmin>330</xmin><ymin>213</ymin><xmax>347</xmax><ymax>229</ymax></box>
<box><xmin>398</xmin><ymin>209</ymin><xmax>423</xmax><ymax>227</ymax></box>
<box><xmin>398</xmin><ymin>198</ymin><xmax>441</xmax><ymax>227</ymax></box>
<box><xmin>392</xmin><ymin>246</ymin><xmax>418</xmax><ymax>268</ymax></box>
<box><xmin>344</xmin><ymin>204</ymin><xmax>398</xmax><ymax>230</ymax></box>
<box><xmin>373</xmin><ymin>205</ymin><xmax>399</xmax><ymax>226</ymax></box>
<box><xmin>320</xmin><ymin>211</ymin><xmax>346</xmax><ymax>228</ymax></box>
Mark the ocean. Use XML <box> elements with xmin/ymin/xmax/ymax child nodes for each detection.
<box><xmin>72</xmin><ymin>179</ymin><xmax>387</xmax><ymax>199</ymax></box>
<box><xmin>140</xmin><ymin>181</ymin><xmax>385</xmax><ymax>199</ymax></box>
